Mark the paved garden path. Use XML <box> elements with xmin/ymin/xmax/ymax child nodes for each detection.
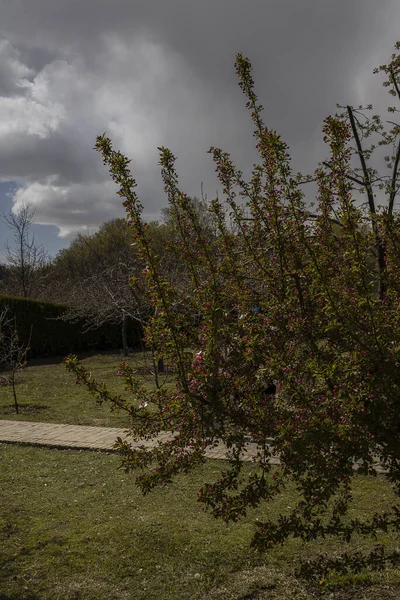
<box><xmin>0</xmin><ymin>419</ymin><xmax>270</xmax><ymax>462</ymax></box>
<box><xmin>0</xmin><ymin>420</ymin><xmax>387</xmax><ymax>472</ymax></box>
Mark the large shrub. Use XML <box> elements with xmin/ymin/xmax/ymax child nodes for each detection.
<box><xmin>66</xmin><ymin>42</ymin><xmax>400</xmax><ymax>578</ymax></box>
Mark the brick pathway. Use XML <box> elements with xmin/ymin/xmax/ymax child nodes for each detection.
<box><xmin>0</xmin><ymin>420</ymin><xmax>386</xmax><ymax>472</ymax></box>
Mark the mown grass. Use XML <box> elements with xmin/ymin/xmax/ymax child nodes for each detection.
<box><xmin>1</xmin><ymin>443</ymin><xmax>400</xmax><ymax>600</ymax></box>
<box><xmin>1</xmin><ymin>351</ymin><xmax>400</xmax><ymax>598</ymax></box>
<box><xmin>0</xmin><ymin>350</ymin><xmax>171</xmax><ymax>427</ymax></box>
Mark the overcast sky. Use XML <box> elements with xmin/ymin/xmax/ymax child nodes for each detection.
<box><xmin>0</xmin><ymin>0</ymin><xmax>399</xmax><ymax>260</ymax></box>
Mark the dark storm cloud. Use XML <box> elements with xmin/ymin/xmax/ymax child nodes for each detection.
<box><xmin>0</xmin><ymin>0</ymin><xmax>398</xmax><ymax>240</ymax></box>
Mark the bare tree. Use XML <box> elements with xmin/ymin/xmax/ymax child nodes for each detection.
<box><xmin>3</xmin><ymin>203</ymin><xmax>47</xmax><ymax>298</ymax></box>
<box><xmin>64</xmin><ymin>258</ymin><xmax>150</xmax><ymax>356</ymax></box>
<box><xmin>0</xmin><ymin>307</ymin><xmax>32</xmax><ymax>414</ymax></box>
<box><xmin>43</xmin><ymin>219</ymin><xmax>151</xmax><ymax>356</ymax></box>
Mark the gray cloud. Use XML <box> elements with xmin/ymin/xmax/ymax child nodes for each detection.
<box><xmin>0</xmin><ymin>0</ymin><xmax>398</xmax><ymax>242</ymax></box>
<box><xmin>0</xmin><ymin>39</ymin><xmax>35</xmax><ymax>97</ymax></box>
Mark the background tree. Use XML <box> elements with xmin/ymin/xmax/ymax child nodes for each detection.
<box><xmin>0</xmin><ymin>263</ymin><xmax>11</xmax><ymax>294</ymax></box>
<box><xmin>66</xmin><ymin>41</ymin><xmax>400</xmax><ymax>579</ymax></box>
<box><xmin>45</xmin><ymin>198</ymin><xmax>215</xmax><ymax>357</ymax></box>
<box><xmin>0</xmin><ymin>307</ymin><xmax>31</xmax><ymax>414</ymax></box>
<box><xmin>43</xmin><ymin>218</ymin><xmax>148</xmax><ymax>356</ymax></box>
<box><xmin>3</xmin><ymin>203</ymin><xmax>48</xmax><ymax>299</ymax></box>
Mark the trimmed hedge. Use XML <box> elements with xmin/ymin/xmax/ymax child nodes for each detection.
<box><xmin>0</xmin><ymin>295</ymin><xmax>141</xmax><ymax>358</ymax></box>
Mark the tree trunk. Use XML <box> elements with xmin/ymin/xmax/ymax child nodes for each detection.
<box><xmin>11</xmin><ymin>370</ymin><xmax>19</xmax><ymax>414</ymax></box>
<box><xmin>122</xmin><ymin>312</ymin><xmax>128</xmax><ymax>357</ymax></box>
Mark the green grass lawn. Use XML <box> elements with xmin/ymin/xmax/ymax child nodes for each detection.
<box><xmin>1</xmin><ymin>443</ymin><xmax>400</xmax><ymax>600</ymax></box>
<box><xmin>0</xmin><ymin>350</ymin><xmax>172</xmax><ymax>427</ymax></box>
<box><xmin>1</xmin><ymin>351</ymin><xmax>400</xmax><ymax>598</ymax></box>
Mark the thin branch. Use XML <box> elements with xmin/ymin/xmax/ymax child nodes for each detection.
<box><xmin>306</xmin><ymin>213</ymin><xmax>343</xmax><ymax>227</ymax></box>
<box><xmin>346</xmin><ymin>107</ymin><xmax>376</xmax><ymax>215</ymax></box>
<box><xmin>322</xmin><ymin>162</ymin><xmax>366</xmax><ymax>187</ymax></box>
<box><xmin>389</xmin><ymin>142</ymin><xmax>400</xmax><ymax>214</ymax></box>
<box><xmin>347</xmin><ymin>105</ymin><xmax>388</xmax><ymax>300</ymax></box>
<box><xmin>389</xmin><ymin>66</ymin><xmax>400</xmax><ymax>102</ymax></box>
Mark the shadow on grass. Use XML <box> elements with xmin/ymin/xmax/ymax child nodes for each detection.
<box><xmin>25</xmin><ymin>355</ymin><xmax>70</xmax><ymax>367</ymax></box>
<box><xmin>0</xmin><ymin>552</ymin><xmax>41</xmax><ymax>600</ymax></box>
<box><xmin>25</xmin><ymin>347</ymin><xmax>141</xmax><ymax>368</ymax></box>
<box><xmin>0</xmin><ymin>404</ymin><xmax>48</xmax><ymax>416</ymax></box>
<box><xmin>0</xmin><ymin>595</ymin><xmax>41</xmax><ymax>600</ymax></box>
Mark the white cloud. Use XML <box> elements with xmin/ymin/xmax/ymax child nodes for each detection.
<box><xmin>0</xmin><ymin>96</ymin><xmax>65</xmax><ymax>138</ymax></box>
<box><xmin>11</xmin><ymin>179</ymin><xmax>122</xmax><ymax>237</ymax></box>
